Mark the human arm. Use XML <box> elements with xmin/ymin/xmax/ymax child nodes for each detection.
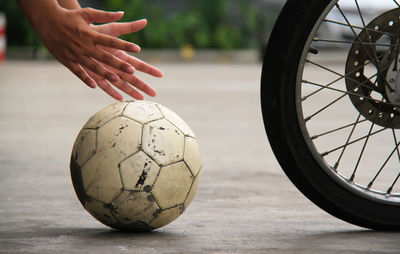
<box><xmin>17</xmin><ymin>0</ymin><xmax>162</xmax><ymax>100</ymax></box>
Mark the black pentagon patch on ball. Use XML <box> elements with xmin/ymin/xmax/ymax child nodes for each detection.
<box><xmin>70</xmin><ymin>156</ymin><xmax>91</xmax><ymax>206</ymax></box>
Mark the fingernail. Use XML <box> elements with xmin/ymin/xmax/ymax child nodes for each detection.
<box><xmin>107</xmin><ymin>73</ymin><xmax>119</xmax><ymax>82</ymax></box>
<box><xmin>125</xmin><ymin>66</ymin><xmax>135</xmax><ymax>74</ymax></box>
<box><xmin>89</xmin><ymin>80</ymin><xmax>97</xmax><ymax>88</ymax></box>
<box><xmin>131</xmin><ymin>45</ymin><xmax>141</xmax><ymax>52</ymax></box>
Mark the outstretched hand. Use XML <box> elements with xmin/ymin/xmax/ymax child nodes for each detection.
<box><xmin>88</xmin><ymin>19</ymin><xmax>163</xmax><ymax>101</ymax></box>
<box><xmin>17</xmin><ymin>0</ymin><xmax>163</xmax><ymax>101</ymax></box>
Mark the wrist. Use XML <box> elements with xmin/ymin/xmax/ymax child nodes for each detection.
<box><xmin>17</xmin><ymin>0</ymin><xmax>64</xmax><ymax>29</ymax></box>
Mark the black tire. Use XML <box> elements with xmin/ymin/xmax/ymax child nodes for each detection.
<box><xmin>261</xmin><ymin>0</ymin><xmax>400</xmax><ymax>230</ymax></box>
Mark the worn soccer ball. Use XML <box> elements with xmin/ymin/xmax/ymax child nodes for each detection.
<box><xmin>70</xmin><ymin>101</ymin><xmax>202</xmax><ymax>231</ymax></box>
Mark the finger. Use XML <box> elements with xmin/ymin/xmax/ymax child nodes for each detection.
<box><xmin>94</xmin><ymin>33</ymin><xmax>140</xmax><ymax>53</ymax></box>
<box><xmin>111</xmin><ymin>78</ymin><xmax>145</xmax><ymax>100</ymax></box>
<box><xmin>96</xmin><ymin>19</ymin><xmax>148</xmax><ymax>37</ymax></box>
<box><xmin>91</xmin><ymin>48</ymin><xmax>136</xmax><ymax>75</ymax></box>
<box><xmin>81</xmin><ymin>8</ymin><xmax>124</xmax><ymax>24</ymax></box>
<box><xmin>84</xmin><ymin>67</ymin><xmax>123</xmax><ymax>101</ymax></box>
<box><xmin>120</xmin><ymin>73</ymin><xmax>157</xmax><ymax>97</ymax></box>
<box><xmin>65</xmin><ymin>61</ymin><xmax>97</xmax><ymax>88</ymax></box>
<box><xmin>106</xmin><ymin>64</ymin><xmax>157</xmax><ymax>97</ymax></box>
<box><xmin>98</xmin><ymin>80</ymin><xmax>124</xmax><ymax>101</ymax></box>
<box><xmin>116</xmin><ymin>51</ymin><xmax>163</xmax><ymax>77</ymax></box>
<box><xmin>78</xmin><ymin>55</ymin><xmax>120</xmax><ymax>82</ymax></box>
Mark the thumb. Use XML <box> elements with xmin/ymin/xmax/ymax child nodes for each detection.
<box><xmin>81</xmin><ymin>8</ymin><xmax>124</xmax><ymax>24</ymax></box>
<box><xmin>98</xmin><ymin>19</ymin><xmax>148</xmax><ymax>37</ymax></box>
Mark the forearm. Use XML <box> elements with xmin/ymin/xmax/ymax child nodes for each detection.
<box><xmin>16</xmin><ymin>0</ymin><xmax>62</xmax><ymax>29</ymax></box>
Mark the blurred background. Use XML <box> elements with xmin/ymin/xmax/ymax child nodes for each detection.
<box><xmin>0</xmin><ymin>0</ymin><xmax>284</xmax><ymax>63</ymax></box>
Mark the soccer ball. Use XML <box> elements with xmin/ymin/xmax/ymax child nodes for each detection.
<box><xmin>70</xmin><ymin>101</ymin><xmax>202</xmax><ymax>231</ymax></box>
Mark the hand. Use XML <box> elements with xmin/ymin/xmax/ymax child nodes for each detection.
<box><xmin>35</xmin><ymin>6</ymin><xmax>142</xmax><ymax>86</ymax></box>
<box><xmin>86</xmin><ymin>19</ymin><xmax>163</xmax><ymax>101</ymax></box>
<box><xmin>18</xmin><ymin>0</ymin><xmax>162</xmax><ymax>100</ymax></box>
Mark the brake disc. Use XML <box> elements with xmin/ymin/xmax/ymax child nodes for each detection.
<box><xmin>346</xmin><ymin>8</ymin><xmax>400</xmax><ymax>128</ymax></box>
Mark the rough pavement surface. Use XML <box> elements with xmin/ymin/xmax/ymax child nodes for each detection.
<box><xmin>0</xmin><ymin>61</ymin><xmax>399</xmax><ymax>253</ymax></box>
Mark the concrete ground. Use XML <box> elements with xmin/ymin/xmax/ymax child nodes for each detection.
<box><xmin>0</xmin><ymin>60</ymin><xmax>399</xmax><ymax>253</ymax></box>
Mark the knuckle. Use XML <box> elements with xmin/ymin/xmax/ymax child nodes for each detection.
<box><xmin>84</xmin><ymin>77</ymin><xmax>93</xmax><ymax>84</ymax></box>
<box><xmin>76</xmin><ymin>69</ymin><xmax>86</xmax><ymax>78</ymax></box>
<box><xmin>124</xmin><ymin>43</ymin><xmax>133</xmax><ymax>51</ymax></box>
<box><xmin>108</xmin><ymin>39</ymin><xmax>117</xmax><ymax>48</ymax></box>
<box><xmin>114</xmin><ymin>51</ymin><xmax>125</xmax><ymax>59</ymax></box>
<box><xmin>112</xmin><ymin>79</ymin><xmax>122</xmax><ymax>87</ymax></box>
<box><xmin>121</xmin><ymin>63</ymin><xmax>130</xmax><ymax>71</ymax></box>
<box><xmin>101</xmin><ymin>53</ymin><xmax>114</xmax><ymax>63</ymax></box>
<box><xmin>79</xmin><ymin>8</ymin><xmax>91</xmax><ymax>18</ymax></box>
<box><xmin>135</xmin><ymin>62</ymin><xmax>144</xmax><ymax>70</ymax></box>
<box><xmin>81</xmin><ymin>29</ymin><xmax>91</xmax><ymax>38</ymax></box>
<box><xmin>74</xmin><ymin>27</ymin><xmax>91</xmax><ymax>40</ymax></box>
<box><xmin>90</xmin><ymin>63</ymin><xmax>102</xmax><ymax>73</ymax></box>
<box><xmin>83</xmin><ymin>7</ymin><xmax>94</xmax><ymax>14</ymax></box>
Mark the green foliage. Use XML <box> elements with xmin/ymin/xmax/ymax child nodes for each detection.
<box><xmin>0</xmin><ymin>0</ymin><xmax>42</xmax><ymax>47</ymax></box>
<box><xmin>1</xmin><ymin>0</ymin><xmax>280</xmax><ymax>50</ymax></box>
<box><xmin>100</xmin><ymin>0</ymin><xmax>274</xmax><ymax>49</ymax></box>
<box><xmin>215</xmin><ymin>24</ymin><xmax>241</xmax><ymax>49</ymax></box>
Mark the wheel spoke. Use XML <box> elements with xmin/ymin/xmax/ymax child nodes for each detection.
<box><xmin>387</xmin><ymin>130</ymin><xmax>400</xmax><ymax>194</ymax></box>
<box><xmin>350</xmin><ymin>120</ymin><xmax>375</xmax><ymax>182</ymax></box>
<box><xmin>302</xmin><ymin>58</ymin><xmax>381</xmax><ymax>101</ymax></box>
<box><xmin>367</xmin><ymin>136</ymin><xmax>400</xmax><ymax>189</ymax></box>
<box><xmin>306</xmin><ymin>57</ymin><xmax>378</xmax><ymax>80</ymax></box>
<box><xmin>323</xmin><ymin>19</ymin><xmax>398</xmax><ymax>38</ymax></box>
<box><xmin>354</xmin><ymin>0</ymin><xmax>380</xmax><ymax>62</ymax></box>
<box><xmin>304</xmin><ymin>94</ymin><xmax>347</xmax><ymax>122</ymax></box>
<box><xmin>349</xmin><ymin>78</ymin><xmax>383</xmax><ymax>181</ymax></box>
<box><xmin>321</xmin><ymin>126</ymin><xmax>387</xmax><ymax>157</ymax></box>
<box><xmin>313</xmin><ymin>38</ymin><xmax>393</xmax><ymax>47</ymax></box>
<box><xmin>387</xmin><ymin>173</ymin><xmax>400</xmax><ymax>194</ymax></box>
<box><xmin>334</xmin><ymin>114</ymin><xmax>362</xmax><ymax>170</ymax></box>
<box><xmin>392</xmin><ymin>129</ymin><xmax>400</xmax><ymax>164</ymax></box>
<box><xmin>311</xmin><ymin>116</ymin><xmax>367</xmax><ymax>140</ymax></box>
<box><xmin>302</xmin><ymin>77</ymin><xmax>391</xmax><ymax>108</ymax></box>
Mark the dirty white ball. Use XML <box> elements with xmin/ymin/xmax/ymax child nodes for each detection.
<box><xmin>70</xmin><ymin>101</ymin><xmax>202</xmax><ymax>231</ymax></box>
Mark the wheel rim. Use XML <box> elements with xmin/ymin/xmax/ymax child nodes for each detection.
<box><xmin>296</xmin><ymin>0</ymin><xmax>400</xmax><ymax>205</ymax></box>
